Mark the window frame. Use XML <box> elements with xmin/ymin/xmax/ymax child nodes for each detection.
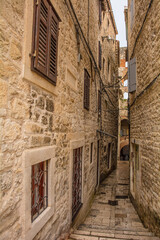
<box><xmin>31</xmin><ymin>0</ymin><xmax>61</xmax><ymax>86</ymax></box>
<box><xmin>69</xmin><ymin>139</ymin><xmax>84</xmax><ymax>224</ymax></box>
<box><xmin>23</xmin><ymin>146</ymin><xmax>56</xmax><ymax>240</ymax></box>
<box><xmin>84</xmin><ymin>69</ymin><xmax>90</xmax><ymax>110</ymax></box>
<box><xmin>98</xmin><ymin>90</ymin><xmax>101</xmax><ymax>113</ymax></box>
<box><xmin>90</xmin><ymin>142</ymin><xmax>94</xmax><ymax>164</ymax></box>
<box><xmin>31</xmin><ymin>160</ymin><xmax>48</xmax><ymax>222</ymax></box>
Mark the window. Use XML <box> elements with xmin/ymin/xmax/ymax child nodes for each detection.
<box><xmin>108</xmin><ymin>58</ymin><xmax>111</xmax><ymax>82</ymax></box>
<box><xmin>31</xmin><ymin>161</ymin><xmax>48</xmax><ymax>222</ymax></box>
<box><xmin>129</xmin><ymin>58</ymin><xmax>136</xmax><ymax>92</ymax></box>
<box><xmin>103</xmin><ymin>57</ymin><xmax>105</xmax><ymax>75</ymax></box>
<box><xmin>23</xmin><ymin>146</ymin><xmax>55</xmax><ymax>239</ymax></box>
<box><xmin>99</xmin><ymin>0</ymin><xmax>102</xmax><ymax>25</ymax></box>
<box><xmin>84</xmin><ymin>69</ymin><xmax>90</xmax><ymax>110</ymax></box>
<box><xmin>98</xmin><ymin>41</ymin><xmax>102</xmax><ymax>69</ymax></box>
<box><xmin>72</xmin><ymin>147</ymin><xmax>83</xmax><ymax>219</ymax></box>
<box><xmin>135</xmin><ymin>144</ymin><xmax>139</xmax><ymax>171</ymax></box>
<box><xmin>31</xmin><ymin>0</ymin><xmax>60</xmax><ymax>85</ymax></box>
<box><xmin>98</xmin><ymin>90</ymin><xmax>101</xmax><ymax>113</ymax></box>
<box><xmin>90</xmin><ymin>142</ymin><xmax>93</xmax><ymax>164</ymax></box>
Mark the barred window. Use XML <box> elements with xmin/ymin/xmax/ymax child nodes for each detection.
<box><xmin>84</xmin><ymin>69</ymin><xmax>90</xmax><ymax>110</ymax></box>
<box><xmin>31</xmin><ymin>161</ymin><xmax>48</xmax><ymax>222</ymax></box>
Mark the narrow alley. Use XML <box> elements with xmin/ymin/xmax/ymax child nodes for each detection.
<box><xmin>69</xmin><ymin>162</ymin><xmax>160</xmax><ymax>240</ymax></box>
<box><xmin>0</xmin><ymin>0</ymin><xmax>160</xmax><ymax>239</ymax></box>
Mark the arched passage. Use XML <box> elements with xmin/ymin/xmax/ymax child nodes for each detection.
<box><xmin>120</xmin><ymin>144</ymin><xmax>129</xmax><ymax>161</ymax></box>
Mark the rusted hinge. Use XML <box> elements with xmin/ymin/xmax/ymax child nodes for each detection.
<box><xmin>29</xmin><ymin>50</ymin><xmax>36</xmax><ymax>58</ymax></box>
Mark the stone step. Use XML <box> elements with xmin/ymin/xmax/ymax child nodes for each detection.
<box><xmin>69</xmin><ymin>232</ymin><xmax>160</xmax><ymax>240</ymax></box>
<box><xmin>78</xmin><ymin>224</ymin><xmax>151</xmax><ymax>234</ymax></box>
<box><xmin>74</xmin><ymin>229</ymin><xmax>154</xmax><ymax>237</ymax></box>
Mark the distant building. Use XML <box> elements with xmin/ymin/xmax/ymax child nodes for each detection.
<box><xmin>125</xmin><ymin>0</ymin><xmax>160</xmax><ymax>237</ymax></box>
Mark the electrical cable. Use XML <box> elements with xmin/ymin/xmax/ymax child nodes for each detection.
<box><xmin>65</xmin><ymin>0</ymin><xmax>118</xmax><ymax>108</ymax></box>
<box><xmin>103</xmin><ymin>71</ymin><xmax>128</xmax><ymax>88</ymax></box>
<box><xmin>130</xmin><ymin>0</ymin><xmax>154</xmax><ymax>59</ymax></box>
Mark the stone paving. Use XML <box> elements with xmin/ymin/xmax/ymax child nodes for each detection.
<box><xmin>69</xmin><ymin>161</ymin><xmax>160</xmax><ymax>240</ymax></box>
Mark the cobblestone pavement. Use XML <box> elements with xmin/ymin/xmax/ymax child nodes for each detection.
<box><xmin>69</xmin><ymin>161</ymin><xmax>160</xmax><ymax>240</ymax></box>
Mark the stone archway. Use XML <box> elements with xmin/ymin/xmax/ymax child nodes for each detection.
<box><xmin>120</xmin><ymin>144</ymin><xmax>129</xmax><ymax>161</ymax></box>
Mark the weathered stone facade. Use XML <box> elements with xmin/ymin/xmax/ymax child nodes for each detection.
<box><xmin>127</xmin><ymin>0</ymin><xmax>160</xmax><ymax>236</ymax></box>
<box><xmin>0</xmin><ymin>0</ymin><xmax>119</xmax><ymax>239</ymax></box>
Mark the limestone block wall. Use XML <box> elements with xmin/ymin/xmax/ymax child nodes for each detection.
<box><xmin>99</xmin><ymin>10</ymin><xmax>118</xmax><ymax>182</ymax></box>
<box><xmin>0</xmin><ymin>0</ymin><xmax>118</xmax><ymax>239</ymax></box>
<box><xmin>128</xmin><ymin>0</ymin><xmax>160</xmax><ymax>236</ymax></box>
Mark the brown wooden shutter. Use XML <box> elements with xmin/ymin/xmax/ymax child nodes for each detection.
<box><xmin>84</xmin><ymin>69</ymin><xmax>90</xmax><ymax>110</ymax></box>
<box><xmin>34</xmin><ymin>0</ymin><xmax>49</xmax><ymax>76</ymax></box>
<box><xmin>99</xmin><ymin>41</ymin><xmax>102</xmax><ymax>69</ymax></box>
<box><xmin>48</xmin><ymin>8</ymin><xmax>59</xmax><ymax>84</ymax></box>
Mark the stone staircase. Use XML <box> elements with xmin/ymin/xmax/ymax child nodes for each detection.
<box><xmin>68</xmin><ymin>162</ymin><xmax>160</xmax><ymax>240</ymax></box>
<box><xmin>69</xmin><ymin>228</ymin><xmax>160</xmax><ymax>240</ymax></box>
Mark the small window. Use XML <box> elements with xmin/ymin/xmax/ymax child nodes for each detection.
<box><xmin>99</xmin><ymin>0</ymin><xmax>102</xmax><ymax>25</ymax></box>
<box><xmin>31</xmin><ymin>160</ymin><xmax>48</xmax><ymax>222</ymax></box>
<box><xmin>135</xmin><ymin>144</ymin><xmax>139</xmax><ymax>170</ymax></box>
<box><xmin>99</xmin><ymin>41</ymin><xmax>102</xmax><ymax>69</ymax></box>
<box><xmin>108</xmin><ymin>19</ymin><xmax>110</xmax><ymax>27</ymax></box>
<box><xmin>103</xmin><ymin>58</ymin><xmax>105</xmax><ymax>75</ymax></box>
<box><xmin>108</xmin><ymin>59</ymin><xmax>111</xmax><ymax>82</ymax></box>
<box><xmin>90</xmin><ymin>143</ymin><xmax>93</xmax><ymax>164</ymax></box>
<box><xmin>84</xmin><ymin>69</ymin><xmax>90</xmax><ymax>110</ymax></box>
<box><xmin>98</xmin><ymin>90</ymin><xmax>101</xmax><ymax>113</ymax></box>
<box><xmin>31</xmin><ymin>0</ymin><xmax>60</xmax><ymax>85</ymax></box>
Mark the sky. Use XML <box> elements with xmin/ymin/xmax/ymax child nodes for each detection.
<box><xmin>110</xmin><ymin>0</ymin><xmax>128</xmax><ymax>47</ymax></box>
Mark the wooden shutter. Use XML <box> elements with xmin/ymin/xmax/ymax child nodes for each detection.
<box><xmin>99</xmin><ymin>41</ymin><xmax>102</xmax><ymax>69</ymax></box>
<box><xmin>129</xmin><ymin>57</ymin><xmax>136</xmax><ymax>92</ymax></box>
<box><xmin>32</xmin><ymin>0</ymin><xmax>60</xmax><ymax>85</ymax></box>
<box><xmin>84</xmin><ymin>69</ymin><xmax>90</xmax><ymax>110</ymax></box>
<box><xmin>98</xmin><ymin>90</ymin><xmax>101</xmax><ymax>112</ymax></box>
<box><xmin>34</xmin><ymin>0</ymin><xmax>49</xmax><ymax>76</ymax></box>
<box><xmin>48</xmin><ymin>8</ymin><xmax>59</xmax><ymax>83</ymax></box>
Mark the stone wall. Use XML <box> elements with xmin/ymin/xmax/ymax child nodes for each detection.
<box><xmin>128</xmin><ymin>0</ymin><xmax>160</xmax><ymax>236</ymax></box>
<box><xmin>0</xmin><ymin>0</ymin><xmax>118</xmax><ymax>239</ymax></box>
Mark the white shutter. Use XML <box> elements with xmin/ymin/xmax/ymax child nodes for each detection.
<box><xmin>129</xmin><ymin>57</ymin><xmax>136</xmax><ymax>92</ymax></box>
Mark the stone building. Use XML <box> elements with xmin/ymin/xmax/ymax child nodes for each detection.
<box><xmin>0</xmin><ymin>0</ymin><xmax>119</xmax><ymax>240</ymax></box>
<box><xmin>117</xmin><ymin>47</ymin><xmax>129</xmax><ymax>161</ymax></box>
<box><xmin>126</xmin><ymin>0</ymin><xmax>160</xmax><ymax>237</ymax></box>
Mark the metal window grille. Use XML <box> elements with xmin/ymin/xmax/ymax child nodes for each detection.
<box><xmin>31</xmin><ymin>160</ymin><xmax>48</xmax><ymax>222</ymax></box>
<box><xmin>72</xmin><ymin>147</ymin><xmax>83</xmax><ymax>219</ymax></box>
